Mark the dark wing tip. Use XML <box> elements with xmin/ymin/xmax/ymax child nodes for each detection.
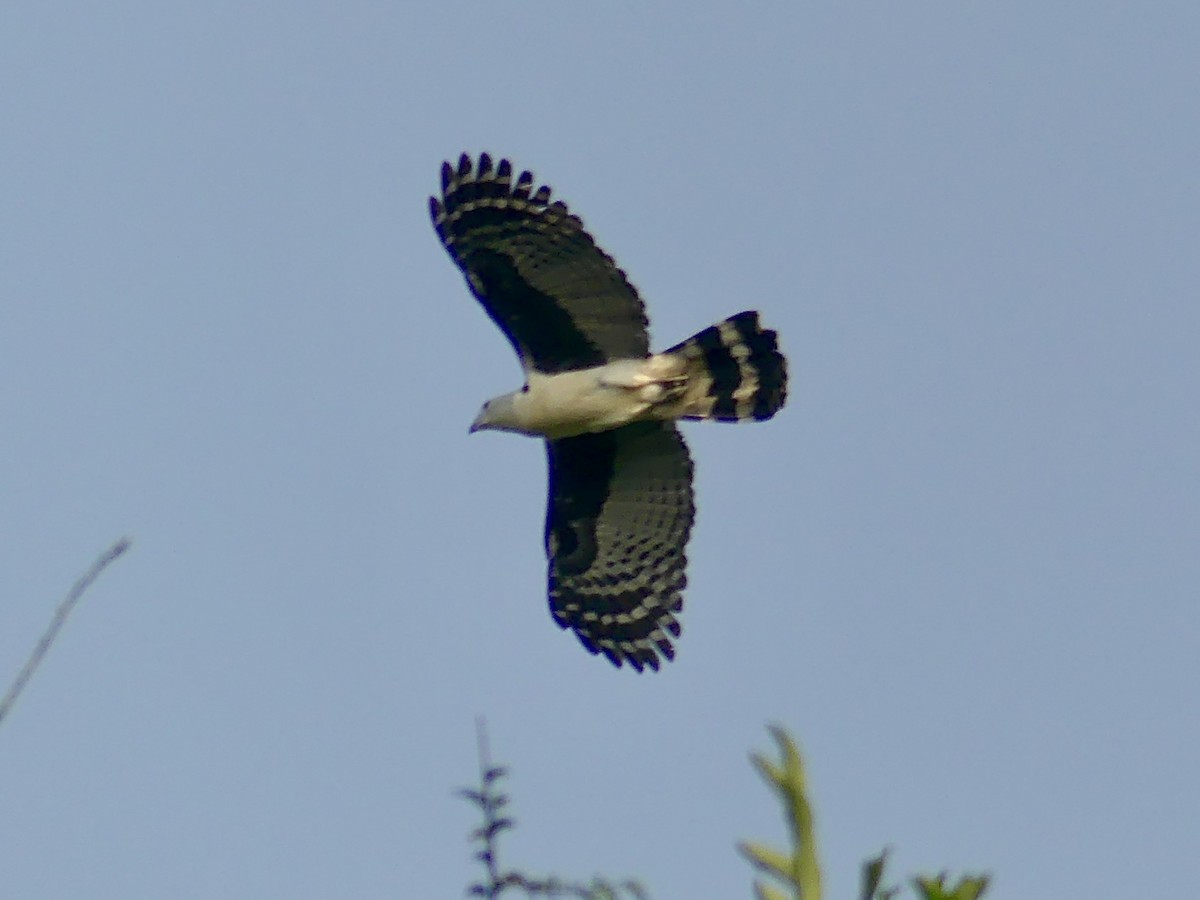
<box><xmin>610</xmin><ymin>648</ymin><xmax>638</xmax><ymax>671</ymax></box>
<box><xmin>560</xmin><ymin>606</ymin><xmax>674</xmax><ymax>673</ymax></box>
<box><xmin>564</xmin><ymin>607</ymin><xmax>682</xmax><ymax>673</ymax></box>
<box><xmin>436</xmin><ymin>154</ymin><xmax>566</xmax><ymax>218</ymax></box>
<box><xmin>513</xmin><ymin>170</ymin><xmax>534</xmax><ymax>200</ymax></box>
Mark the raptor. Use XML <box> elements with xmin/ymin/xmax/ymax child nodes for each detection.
<box><xmin>431</xmin><ymin>153</ymin><xmax>787</xmax><ymax>671</ymax></box>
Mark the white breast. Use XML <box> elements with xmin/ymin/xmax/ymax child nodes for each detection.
<box><xmin>516</xmin><ymin>362</ymin><xmax>654</xmax><ymax>439</ymax></box>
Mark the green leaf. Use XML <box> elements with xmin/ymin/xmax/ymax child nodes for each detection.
<box><xmin>740</xmin><ymin>841</ymin><xmax>795</xmax><ymax>881</ymax></box>
<box><xmin>753</xmin><ymin>880</ymin><xmax>792</xmax><ymax>900</ymax></box>
<box><xmin>913</xmin><ymin>873</ymin><xmax>991</xmax><ymax>900</ymax></box>
<box><xmin>860</xmin><ymin>849</ymin><xmax>890</xmax><ymax>900</ymax></box>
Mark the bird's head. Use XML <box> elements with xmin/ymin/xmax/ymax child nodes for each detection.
<box><xmin>469</xmin><ymin>392</ymin><xmax>523</xmax><ymax>435</ymax></box>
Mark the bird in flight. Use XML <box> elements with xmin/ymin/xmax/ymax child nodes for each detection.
<box><xmin>431</xmin><ymin>153</ymin><xmax>787</xmax><ymax>671</ymax></box>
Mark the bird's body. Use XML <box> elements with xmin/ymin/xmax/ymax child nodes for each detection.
<box><xmin>473</xmin><ymin>356</ymin><xmax>689</xmax><ymax>439</ymax></box>
<box><xmin>431</xmin><ymin>153</ymin><xmax>787</xmax><ymax>671</ymax></box>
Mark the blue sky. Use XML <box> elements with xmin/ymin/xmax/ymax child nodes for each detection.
<box><xmin>2</xmin><ymin>3</ymin><xmax>1198</xmax><ymax>897</ymax></box>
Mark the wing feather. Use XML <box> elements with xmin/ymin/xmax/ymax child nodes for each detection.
<box><xmin>431</xmin><ymin>153</ymin><xmax>650</xmax><ymax>373</ymax></box>
<box><xmin>545</xmin><ymin>422</ymin><xmax>694</xmax><ymax>671</ymax></box>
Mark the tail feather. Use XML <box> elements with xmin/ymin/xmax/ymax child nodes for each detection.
<box><xmin>664</xmin><ymin>311</ymin><xmax>787</xmax><ymax>422</ymax></box>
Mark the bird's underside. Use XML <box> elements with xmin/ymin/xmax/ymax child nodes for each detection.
<box><xmin>431</xmin><ymin>152</ymin><xmax>787</xmax><ymax>671</ymax></box>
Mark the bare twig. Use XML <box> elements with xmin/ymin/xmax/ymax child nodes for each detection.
<box><xmin>0</xmin><ymin>537</ymin><xmax>131</xmax><ymax>727</ymax></box>
<box><xmin>461</xmin><ymin>718</ymin><xmax>649</xmax><ymax>899</ymax></box>
<box><xmin>464</xmin><ymin>716</ymin><xmax>513</xmax><ymax>896</ymax></box>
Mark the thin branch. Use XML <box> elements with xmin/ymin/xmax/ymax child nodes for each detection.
<box><xmin>0</xmin><ymin>537</ymin><xmax>131</xmax><ymax>727</ymax></box>
<box><xmin>462</xmin><ymin>719</ymin><xmax>648</xmax><ymax>899</ymax></box>
<box><xmin>470</xmin><ymin>716</ymin><xmax>508</xmax><ymax>895</ymax></box>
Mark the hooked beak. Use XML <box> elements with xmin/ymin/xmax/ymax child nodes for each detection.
<box><xmin>468</xmin><ymin>411</ymin><xmax>485</xmax><ymax>434</ymax></box>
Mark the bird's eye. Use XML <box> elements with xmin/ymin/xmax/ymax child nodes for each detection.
<box><xmin>521</xmin><ymin>384</ymin><xmax>530</xmax><ymax>393</ymax></box>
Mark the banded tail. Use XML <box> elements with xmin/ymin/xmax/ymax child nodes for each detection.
<box><xmin>664</xmin><ymin>311</ymin><xmax>787</xmax><ymax>422</ymax></box>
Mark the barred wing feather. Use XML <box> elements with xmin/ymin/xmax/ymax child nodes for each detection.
<box><xmin>546</xmin><ymin>422</ymin><xmax>695</xmax><ymax>671</ymax></box>
<box><xmin>430</xmin><ymin>153</ymin><xmax>649</xmax><ymax>374</ymax></box>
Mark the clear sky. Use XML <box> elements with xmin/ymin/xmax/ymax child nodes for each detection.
<box><xmin>2</xmin><ymin>3</ymin><xmax>1198</xmax><ymax>897</ymax></box>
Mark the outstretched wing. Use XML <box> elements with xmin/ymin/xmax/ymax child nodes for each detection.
<box><xmin>545</xmin><ymin>422</ymin><xmax>695</xmax><ymax>671</ymax></box>
<box><xmin>430</xmin><ymin>153</ymin><xmax>650</xmax><ymax>374</ymax></box>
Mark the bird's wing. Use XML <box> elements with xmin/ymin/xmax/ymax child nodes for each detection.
<box><xmin>545</xmin><ymin>422</ymin><xmax>694</xmax><ymax>671</ymax></box>
<box><xmin>431</xmin><ymin>153</ymin><xmax>650</xmax><ymax>374</ymax></box>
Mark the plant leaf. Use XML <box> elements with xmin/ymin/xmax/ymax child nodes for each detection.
<box><xmin>739</xmin><ymin>841</ymin><xmax>795</xmax><ymax>881</ymax></box>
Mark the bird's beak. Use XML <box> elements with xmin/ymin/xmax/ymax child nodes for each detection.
<box><xmin>468</xmin><ymin>412</ymin><xmax>484</xmax><ymax>434</ymax></box>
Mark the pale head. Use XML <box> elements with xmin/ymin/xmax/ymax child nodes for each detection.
<box><xmin>469</xmin><ymin>391</ymin><xmax>527</xmax><ymax>435</ymax></box>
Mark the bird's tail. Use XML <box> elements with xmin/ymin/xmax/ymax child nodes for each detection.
<box><xmin>661</xmin><ymin>311</ymin><xmax>787</xmax><ymax>422</ymax></box>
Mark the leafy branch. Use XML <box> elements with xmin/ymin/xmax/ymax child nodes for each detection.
<box><xmin>739</xmin><ymin>725</ymin><xmax>822</xmax><ymax>900</ymax></box>
<box><xmin>741</xmin><ymin>726</ymin><xmax>990</xmax><ymax>900</ymax></box>
<box><xmin>860</xmin><ymin>850</ymin><xmax>990</xmax><ymax>900</ymax></box>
